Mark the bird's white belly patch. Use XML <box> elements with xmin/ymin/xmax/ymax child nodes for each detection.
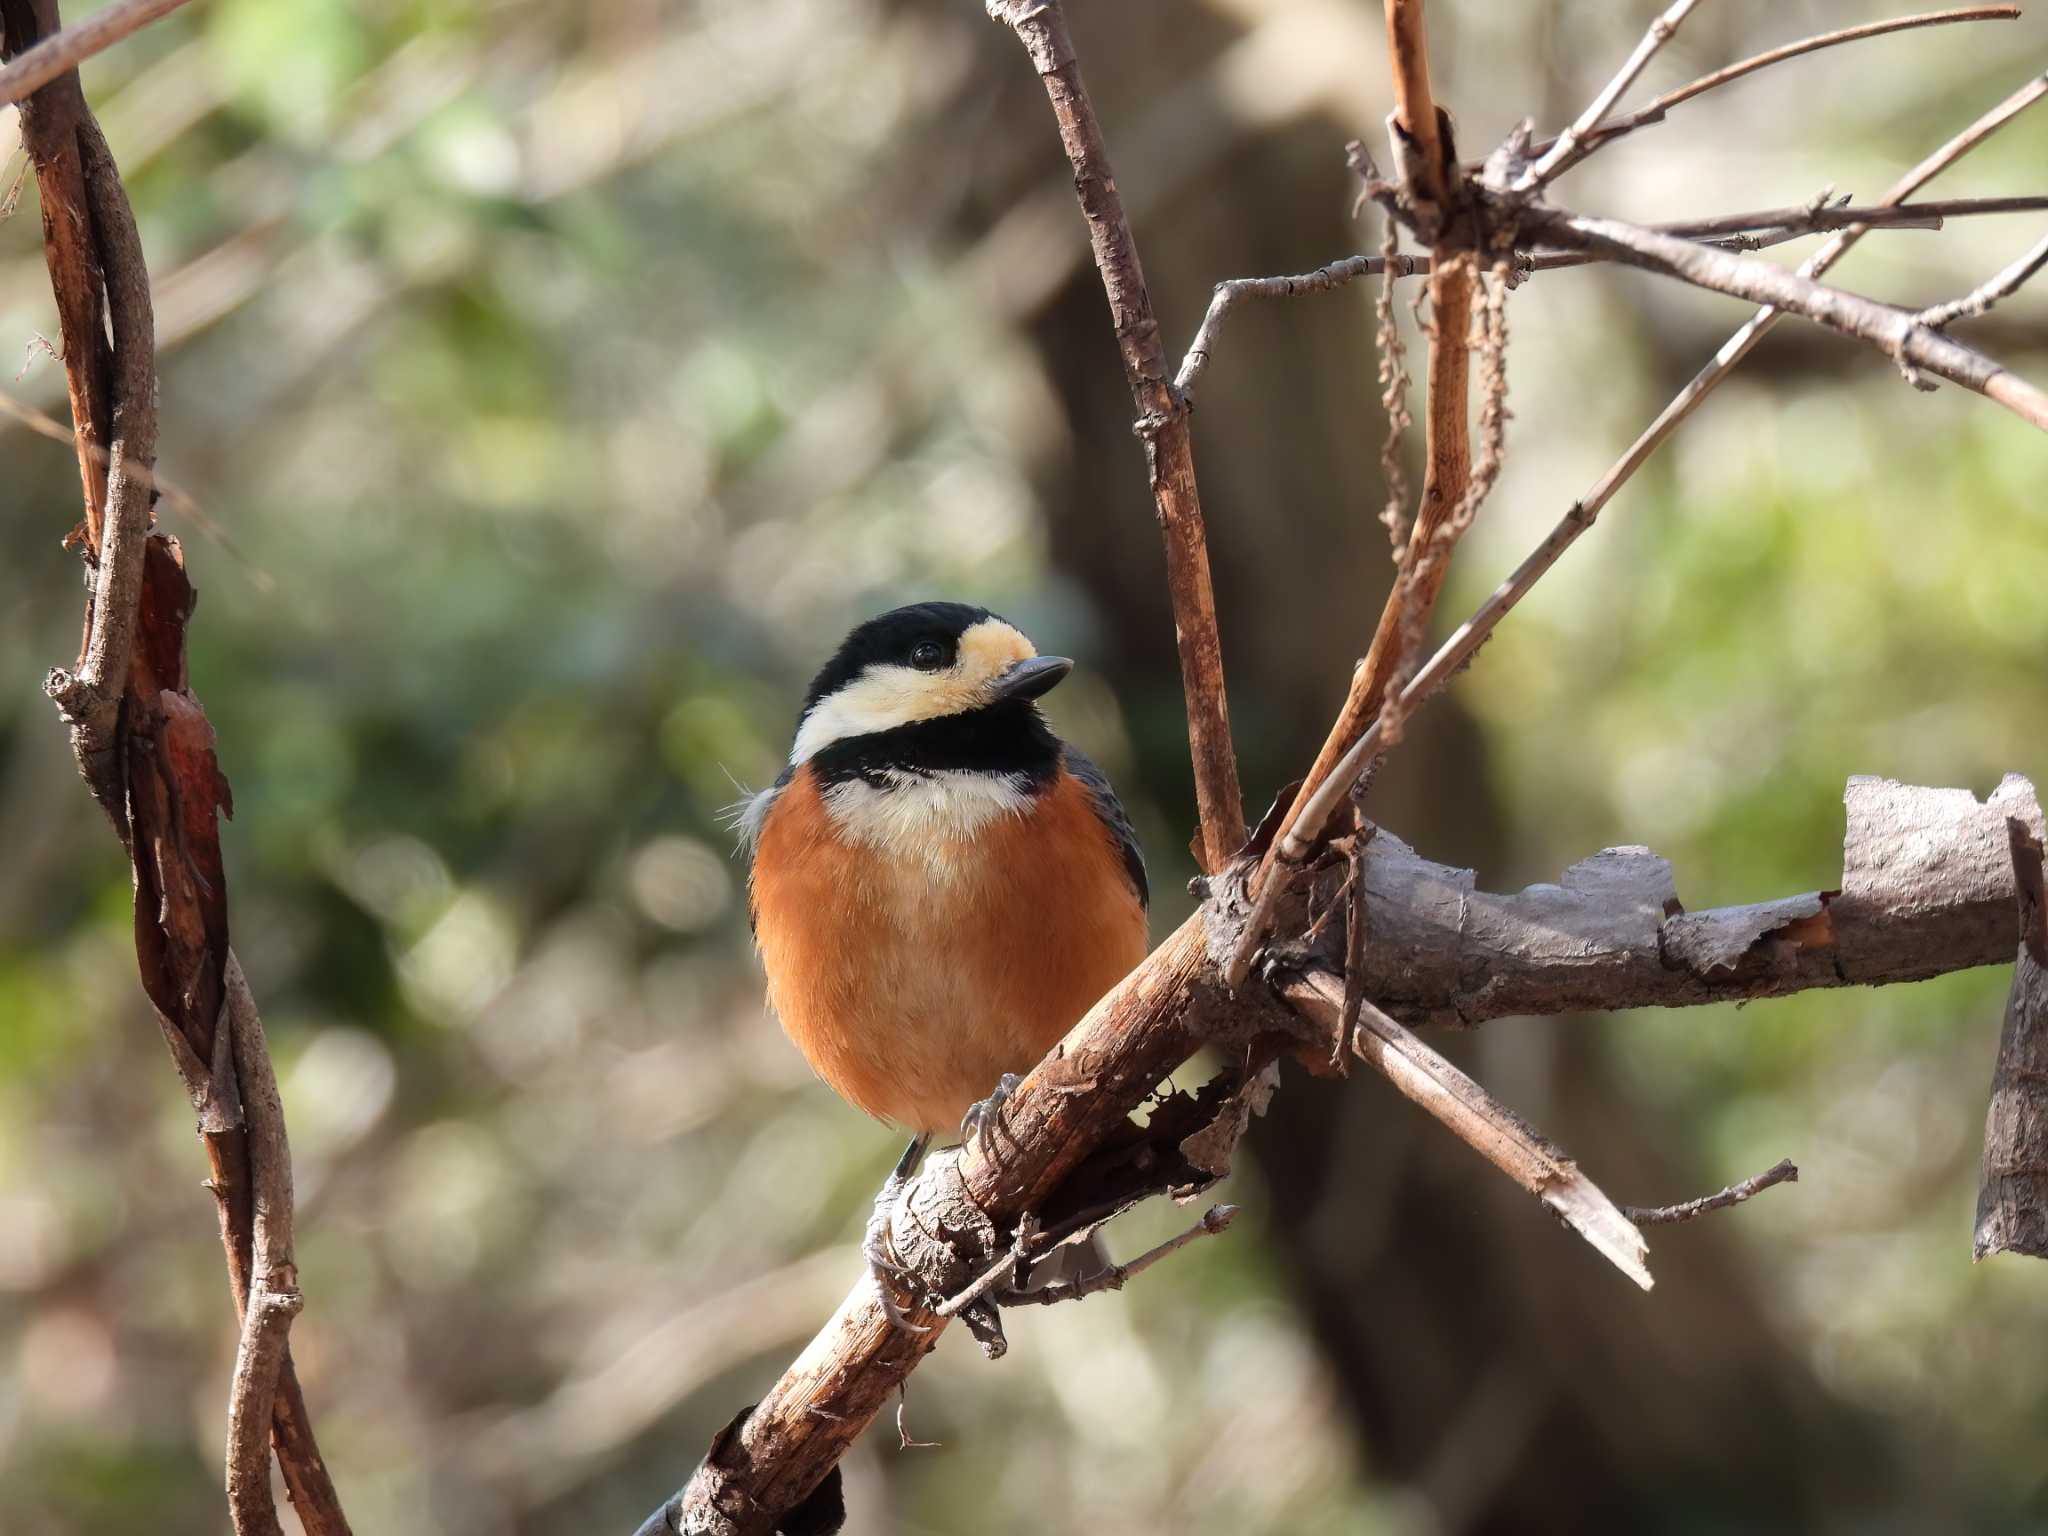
<box><xmin>819</xmin><ymin>769</ymin><xmax>1031</xmax><ymax>864</ymax></box>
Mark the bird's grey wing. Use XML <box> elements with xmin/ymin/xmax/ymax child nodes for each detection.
<box><xmin>1063</xmin><ymin>747</ymin><xmax>1148</xmax><ymax>909</ymax></box>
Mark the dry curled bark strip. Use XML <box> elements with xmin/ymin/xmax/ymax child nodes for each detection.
<box><xmin>984</xmin><ymin>0</ymin><xmax>1244</xmax><ymax>870</ymax></box>
<box><xmin>3</xmin><ymin>5</ymin><xmax>350</xmax><ymax>1531</ymax></box>
<box><xmin>1974</xmin><ymin>820</ymin><xmax>2048</xmax><ymax>1260</ymax></box>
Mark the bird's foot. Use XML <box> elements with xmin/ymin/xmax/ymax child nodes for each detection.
<box><xmin>959</xmin><ymin>1072</ymin><xmax>1023</xmax><ymax>1158</ymax></box>
<box><xmin>863</xmin><ymin>1133</ymin><xmax>932</xmax><ymax>1333</ymax></box>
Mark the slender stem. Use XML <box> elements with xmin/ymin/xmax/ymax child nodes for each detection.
<box><xmin>0</xmin><ymin>0</ymin><xmax>194</xmax><ymax>107</ymax></box>
<box><xmin>1000</xmin><ymin>1207</ymin><xmax>1238</xmax><ymax>1307</ymax></box>
<box><xmin>1918</xmin><ymin>227</ymin><xmax>2048</xmax><ymax>329</ymax></box>
<box><xmin>982</xmin><ymin>0</ymin><xmax>1245</xmax><ymax>868</ymax></box>
<box><xmin>1653</xmin><ymin>193</ymin><xmax>2048</xmax><ymax>242</ymax></box>
<box><xmin>1623</xmin><ymin>1160</ymin><xmax>1799</xmax><ymax>1226</ymax></box>
<box><xmin>1518</xmin><ymin>0</ymin><xmax>1704</xmax><ymax>188</ymax></box>
<box><xmin>1538</xmin><ymin>207</ymin><xmax>2048</xmax><ymax>430</ymax></box>
<box><xmin>1555</xmin><ymin>6</ymin><xmax>2026</xmax><ymax>162</ymax></box>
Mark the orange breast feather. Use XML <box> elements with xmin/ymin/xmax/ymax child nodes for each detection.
<box><xmin>751</xmin><ymin>767</ymin><xmax>1148</xmax><ymax>1132</ymax></box>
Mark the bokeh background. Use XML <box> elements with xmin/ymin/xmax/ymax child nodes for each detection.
<box><xmin>5</xmin><ymin>2</ymin><xmax>2048</xmax><ymax>1531</ymax></box>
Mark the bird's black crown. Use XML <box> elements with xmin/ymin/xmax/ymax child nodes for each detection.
<box><xmin>801</xmin><ymin>601</ymin><xmax>997</xmax><ymax>712</ymax></box>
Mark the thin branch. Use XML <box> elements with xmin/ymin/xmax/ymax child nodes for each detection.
<box><xmin>1517</xmin><ymin>0</ymin><xmax>1705</xmax><ymax>189</ymax></box>
<box><xmin>224</xmin><ymin>955</ymin><xmax>305</xmax><ymax>1536</ymax></box>
<box><xmin>1918</xmin><ymin>226</ymin><xmax>2048</xmax><ymax>329</ymax></box>
<box><xmin>1557</xmin><ymin>6</ymin><xmax>2025</xmax><ymax>162</ymax></box>
<box><xmin>1624</xmin><ymin>1160</ymin><xmax>1800</xmax><ymax>1226</ymax></box>
<box><xmin>1173</xmin><ymin>252</ymin><xmax>1430</xmax><ymax>401</ymax></box>
<box><xmin>1534</xmin><ymin>206</ymin><xmax>2048</xmax><ymax>430</ymax></box>
<box><xmin>1268</xmin><ymin>73</ymin><xmax>2048</xmax><ymax>856</ymax></box>
<box><xmin>1285</xmin><ymin>973</ymin><xmax>1652</xmax><ymax>1288</ymax></box>
<box><xmin>984</xmin><ymin>0</ymin><xmax>1244</xmax><ymax>868</ymax></box>
<box><xmin>1169</xmin><ymin>216</ymin><xmax>1966</xmax><ymax>408</ymax></box>
<box><xmin>999</xmin><ymin>1206</ymin><xmax>1239</xmax><ymax>1307</ymax></box>
<box><xmin>1652</xmin><ymin>193</ymin><xmax>2048</xmax><ymax>242</ymax></box>
<box><xmin>0</xmin><ymin>0</ymin><xmax>194</xmax><ymax>108</ymax></box>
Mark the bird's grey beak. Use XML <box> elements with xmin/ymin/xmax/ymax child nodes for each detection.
<box><xmin>991</xmin><ymin>655</ymin><xmax>1073</xmax><ymax>702</ymax></box>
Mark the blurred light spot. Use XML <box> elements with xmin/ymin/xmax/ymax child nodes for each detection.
<box><xmin>630</xmin><ymin>837</ymin><xmax>732</xmax><ymax>933</ymax></box>
<box><xmin>398</xmin><ymin>889</ymin><xmax>518</xmax><ymax>1025</ymax></box>
<box><xmin>427</xmin><ymin>118</ymin><xmax>521</xmax><ymax>197</ymax></box>
<box><xmin>20</xmin><ymin>1306</ymin><xmax>116</xmax><ymax>1417</ymax></box>
<box><xmin>287</xmin><ymin>1027</ymin><xmax>398</xmax><ymax>1157</ymax></box>
<box><xmin>476</xmin><ymin>918</ymin><xmax>633</xmax><ymax>1079</ymax></box>
<box><xmin>340</xmin><ymin>834</ymin><xmax>453</xmax><ymax>930</ymax></box>
<box><xmin>386</xmin><ymin>1122</ymin><xmax>509</xmax><ymax>1290</ymax></box>
<box><xmin>0</xmin><ymin>1195</ymin><xmax>62</xmax><ymax>1290</ymax></box>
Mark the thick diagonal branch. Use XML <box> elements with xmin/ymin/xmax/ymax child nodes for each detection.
<box><xmin>659</xmin><ymin>775</ymin><xmax>2037</xmax><ymax>1532</ymax></box>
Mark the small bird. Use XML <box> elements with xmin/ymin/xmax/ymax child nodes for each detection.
<box><xmin>738</xmin><ymin>601</ymin><xmax>1148</xmax><ymax>1308</ymax></box>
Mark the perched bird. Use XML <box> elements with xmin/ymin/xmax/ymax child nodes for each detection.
<box><xmin>737</xmin><ymin>601</ymin><xmax>1148</xmax><ymax>1308</ymax></box>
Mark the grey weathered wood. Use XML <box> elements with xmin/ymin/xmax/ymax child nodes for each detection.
<box><xmin>1974</xmin><ymin>820</ymin><xmax>2048</xmax><ymax>1261</ymax></box>
<box><xmin>1341</xmin><ymin>776</ymin><xmax>2042</xmax><ymax>1026</ymax></box>
<box><xmin>1836</xmin><ymin>774</ymin><xmax>2047</xmax><ymax>983</ymax></box>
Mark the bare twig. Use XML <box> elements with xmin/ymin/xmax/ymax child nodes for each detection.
<box><xmin>1534</xmin><ymin>206</ymin><xmax>2048</xmax><ymax>429</ymax></box>
<box><xmin>1000</xmin><ymin>1206</ymin><xmax>1239</xmax><ymax>1307</ymax></box>
<box><xmin>1286</xmin><ymin>973</ymin><xmax>1652</xmax><ymax>1288</ymax></box>
<box><xmin>0</xmin><ymin>0</ymin><xmax>194</xmax><ymax>108</ymax></box>
<box><xmin>1651</xmin><ymin>194</ymin><xmax>2048</xmax><ymax>242</ymax></box>
<box><xmin>1918</xmin><ymin>227</ymin><xmax>2048</xmax><ymax>329</ymax></box>
<box><xmin>223</xmin><ymin>955</ymin><xmax>305</xmax><ymax>1536</ymax></box>
<box><xmin>1623</xmin><ymin>1160</ymin><xmax>1800</xmax><ymax>1226</ymax></box>
<box><xmin>1553</xmin><ymin>6</ymin><xmax>2025</xmax><ymax>163</ymax></box>
<box><xmin>1269</xmin><ymin>73</ymin><xmax>2048</xmax><ymax>860</ymax></box>
<box><xmin>1169</xmin><ymin>213</ymin><xmax>1972</xmax><ymax>410</ymax></box>
<box><xmin>1517</xmin><ymin>0</ymin><xmax>1705</xmax><ymax>189</ymax></box>
<box><xmin>1173</xmin><ymin>251</ymin><xmax>1430</xmax><ymax>402</ymax></box>
<box><xmin>984</xmin><ymin>0</ymin><xmax>1244</xmax><ymax>869</ymax></box>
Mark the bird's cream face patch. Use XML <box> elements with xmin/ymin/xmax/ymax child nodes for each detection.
<box><xmin>791</xmin><ymin>618</ymin><xmax>1037</xmax><ymax>762</ymax></box>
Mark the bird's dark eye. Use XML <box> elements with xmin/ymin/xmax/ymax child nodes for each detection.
<box><xmin>909</xmin><ymin>642</ymin><xmax>946</xmax><ymax>671</ymax></box>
